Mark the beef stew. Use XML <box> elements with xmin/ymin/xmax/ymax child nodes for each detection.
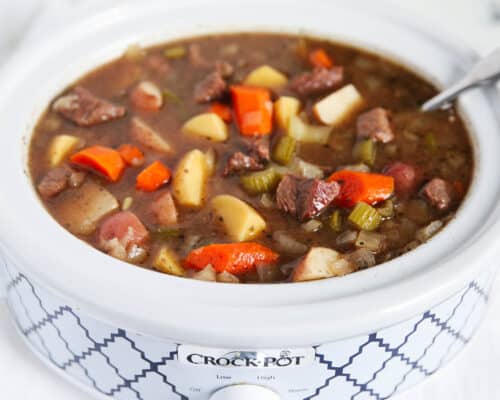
<box><xmin>29</xmin><ymin>33</ymin><xmax>473</xmax><ymax>283</ymax></box>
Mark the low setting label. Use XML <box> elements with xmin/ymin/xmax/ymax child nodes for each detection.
<box><xmin>178</xmin><ymin>345</ymin><xmax>315</xmax><ymax>368</ymax></box>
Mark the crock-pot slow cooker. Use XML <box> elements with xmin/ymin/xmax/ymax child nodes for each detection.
<box><xmin>1</xmin><ymin>1</ymin><xmax>500</xmax><ymax>399</ymax></box>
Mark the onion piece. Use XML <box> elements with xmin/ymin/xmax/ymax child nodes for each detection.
<box><xmin>336</xmin><ymin>230</ymin><xmax>357</xmax><ymax>248</ymax></box>
<box><xmin>301</xmin><ymin>219</ymin><xmax>323</xmax><ymax>232</ymax></box>
<box><xmin>121</xmin><ymin>196</ymin><xmax>133</xmax><ymax>211</ymax></box>
<box><xmin>291</xmin><ymin>158</ymin><xmax>324</xmax><ymax>179</ymax></box>
<box><xmin>182</xmin><ymin>235</ymin><xmax>201</xmax><ymax>253</ymax></box>
<box><xmin>260</xmin><ymin>193</ymin><xmax>275</xmax><ymax>209</ymax></box>
<box><xmin>127</xmin><ymin>244</ymin><xmax>148</xmax><ymax>264</ymax></box>
<box><xmin>273</xmin><ymin>231</ymin><xmax>308</xmax><ymax>254</ymax></box>
<box><xmin>446</xmin><ymin>150</ymin><xmax>466</xmax><ymax>169</ymax></box>
<box><xmin>220</xmin><ymin>44</ymin><xmax>239</xmax><ymax>56</ymax></box>
<box><xmin>355</xmin><ymin>230</ymin><xmax>386</xmax><ymax>253</ymax></box>
<box><xmin>217</xmin><ymin>271</ymin><xmax>240</xmax><ymax>283</ymax></box>
<box><xmin>257</xmin><ymin>264</ymin><xmax>282</xmax><ymax>283</ymax></box>
<box><xmin>403</xmin><ymin>130</ymin><xmax>419</xmax><ymax>141</ymax></box>
<box><xmin>416</xmin><ymin>220</ymin><xmax>444</xmax><ymax>242</ymax></box>
<box><xmin>384</xmin><ymin>144</ymin><xmax>398</xmax><ymax>157</ymax></box>
<box><xmin>347</xmin><ymin>248</ymin><xmax>376</xmax><ymax>269</ymax></box>
<box><xmin>403</xmin><ymin>240</ymin><xmax>420</xmax><ymax>253</ymax></box>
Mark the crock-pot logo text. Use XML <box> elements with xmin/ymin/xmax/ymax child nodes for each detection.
<box><xmin>178</xmin><ymin>346</ymin><xmax>315</xmax><ymax>368</ymax></box>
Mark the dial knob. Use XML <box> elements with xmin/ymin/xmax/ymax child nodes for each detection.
<box><xmin>210</xmin><ymin>384</ymin><xmax>280</xmax><ymax>400</ymax></box>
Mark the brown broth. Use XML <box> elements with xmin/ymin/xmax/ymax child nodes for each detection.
<box><xmin>29</xmin><ymin>33</ymin><xmax>473</xmax><ymax>283</ymax></box>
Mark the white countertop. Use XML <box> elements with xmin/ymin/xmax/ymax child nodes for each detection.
<box><xmin>1</xmin><ymin>1</ymin><xmax>500</xmax><ymax>399</ymax></box>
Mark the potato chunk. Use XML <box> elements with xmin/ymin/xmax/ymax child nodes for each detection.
<box><xmin>275</xmin><ymin>96</ymin><xmax>301</xmax><ymax>130</ymax></box>
<box><xmin>131</xmin><ymin>117</ymin><xmax>172</xmax><ymax>153</ymax></box>
<box><xmin>244</xmin><ymin>65</ymin><xmax>288</xmax><ymax>88</ymax></box>
<box><xmin>182</xmin><ymin>113</ymin><xmax>228</xmax><ymax>142</ymax></box>
<box><xmin>153</xmin><ymin>246</ymin><xmax>185</xmax><ymax>277</ymax></box>
<box><xmin>48</xmin><ymin>134</ymin><xmax>81</xmax><ymax>167</ymax></box>
<box><xmin>217</xmin><ymin>271</ymin><xmax>240</xmax><ymax>283</ymax></box>
<box><xmin>313</xmin><ymin>84</ymin><xmax>364</xmax><ymax>126</ymax></box>
<box><xmin>172</xmin><ymin>149</ymin><xmax>210</xmax><ymax>207</ymax></box>
<box><xmin>287</xmin><ymin>115</ymin><xmax>331</xmax><ymax>144</ymax></box>
<box><xmin>292</xmin><ymin>247</ymin><xmax>355</xmax><ymax>282</ymax></box>
<box><xmin>191</xmin><ymin>265</ymin><xmax>217</xmax><ymax>281</ymax></box>
<box><xmin>211</xmin><ymin>195</ymin><xmax>266</xmax><ymax>242</ymax></box>
<box><xmin>55</xmin><ymin>181</ymin><xmax>119</xmax><ymax>235</ymax></box>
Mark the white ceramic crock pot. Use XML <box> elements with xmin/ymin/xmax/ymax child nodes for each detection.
<box><xmin>1</xmin><ymin>1</ymin><xmax>500</xmax><ymax>399</ymax></box>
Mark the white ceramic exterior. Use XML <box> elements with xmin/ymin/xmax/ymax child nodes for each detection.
<box><xmin>1</xmin><ymin>1</ymin><xmax>500</xmax><ymax>399</ymax></box>
<box><xmin>1</xmin><ymin>258</ymin><xmax>495</xmax><ymax>400</ymax></box>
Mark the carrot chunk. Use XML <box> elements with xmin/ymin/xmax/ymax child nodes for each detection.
<box><xmin>118</xmin><ymin>144</ymin><xmax>145</xmax><ymax>167</ymax></box>
<box><xmin>71</xmin><ymin>146</ymin><xmax>125</xmax><ymax>182</ymax></box>
<box><xmin>136</xmin><ymin>160</ymin><xmax>171</xmax><ymax>192</ymax></box>
<box><xmin>327</xmin><ymin>170</ymin><xmax>394</xmax><ymax>208</ymax></box>
<box><xmin>183</xmin><ymin>243</ymin><xmax>279</xmax><ymax>275</ymax></box>
<box><xmin>309</xmin><ymin>49</ymin><xmax>334</xmax><ymax>68</ymax></box>
<box><xmin>230</xmin><ymin>85</ymin><xmax>273</xmax><ymax>136</ymax></box>
<box><xmin>209</xmin><ymin>102</ymin><xmax>233</xmax><ymax>123</ymax></box>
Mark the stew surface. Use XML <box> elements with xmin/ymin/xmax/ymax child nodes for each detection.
<box><xmin>29</xmin><ymin>33</ymin><xmax>473</xmax><ymax>283</ymax></box>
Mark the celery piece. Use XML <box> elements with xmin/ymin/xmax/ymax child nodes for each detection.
<box><xmin>348</xmin><ymin>202</ymin><xmax>381</xmax><ymax>231</ymax></box>
<box><xmin>163</xmin><ymin>89</ymin><xmax>181</xmax><ymax>104</ymax></box>
<box><xmin>273</xmin><ymin>136</ymin><xmax>296</xmax><ymax>165</ymax></box>
<box><xmin>240</xmin><ymin>168</ymin><xmax>281</xmax><ymax>195</ymax></box>
<box><xmin>288</xmin><ymin>115</ymin><xmax>331</xmax><ymax>144</ymax></box>
<box><xmin>424</xmin><ymin>132</ymin><xmax>437</xmax><ymax>151</ymax></box>
<box><xmin>164</xmin><ymin>46</ymin><xmax>186</xmax><ymax>59</ymax></box>
<box><xmin>377</xmin><ymin>200</ymin><xmax>394</xmax><ymax>218</ymax></box>
<box><xmin>152</xmin><ymin>226</ymin><xmax>182</xmax><ymax>239</ymax></box>
<box><xmin>353</xmin><ymin>139</ymin><xmax>376</xmax><ymax>166</ymax></box>
<box><xmin>329</xmin><ymin>210</ymin><xmax>342</xmax><ymax>232</ymax></box>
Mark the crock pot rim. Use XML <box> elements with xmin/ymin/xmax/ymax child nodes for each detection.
<box><xmin>0</xmin><ymin>0</ymin><xmax>498</xmax><ymax>347</ymax></box>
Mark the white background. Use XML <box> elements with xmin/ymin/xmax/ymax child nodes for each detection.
<box><xmin>0</xmin><ymin>1</ymin><xmax>500</xmax><ymax>399</ymax></box>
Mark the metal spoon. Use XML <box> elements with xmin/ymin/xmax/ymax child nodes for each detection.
<box><xmin>422</xmin><ymin>47</ymin><xmax>500</xmax><ymax>112</ymax></box>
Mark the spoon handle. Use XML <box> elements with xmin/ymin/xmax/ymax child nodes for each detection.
<box><xmin>422</xmin><ymin>47</ymin><xmax>500</xmax><ymax>112</ymax></box>
<box><xmin>421</xmin><ymin>78</ymin><xmax>475</xmax><ymax>112</ymax></box>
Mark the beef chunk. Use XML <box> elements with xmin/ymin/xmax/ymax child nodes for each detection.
<box><xmin>194</xmin><ymin>72</ymin><xmax>228</xmax><ymax>103</ymax></box>
<box><xmin>356</xmin><ymin>108</ymin><xmax>394</xmax><ymax>143</ymax></box>
<box><xmin>38</xmin><ymin>165</ymin><xmax>87</xmax><ymax>198</ymax></box>
<box><xmin>223</xmin><ymin>138</ymin><xmax>270</xmax><ymax>176</ymax></box>
<box><xmin>249</xmin><ymin>137</ymin><xmax>270</xmax><ymax>162</ymax></box>
<box><xmin>53</xmin><ymin>86</ymin><xmax>126</xmax><ymax>127</ymax></box>
<box><xmin>223</xmin><ymin>152</ymin><xmax>265</xmax><ymax>176</ymax></box>
<box><xmin>290</xmin><ymin>67</ymin><xmax>343</xmax><ymax>97</ymax></box>
<box><xmin>37</xmin><ymin>166</ymin><xmax>71</xmax><ymax>198</ymax></box>
<box><xmin>276</xmin><ymin>175</ymin><xmax>299</xmax><ymax>216</ymax></box>
<box><xmin>276</xmin><ymin>175</ymin><xmax>340</xmax><ymax>221</ymax></box>
<box><xmin>383</xmin><ymin>162</ymin><xmax>420</xmax><ymax>197</ymax></box>
<box><xmin>421</xmin><ymin>178</ymin><xmax>455</xmax><ymax>211</ymax></box>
